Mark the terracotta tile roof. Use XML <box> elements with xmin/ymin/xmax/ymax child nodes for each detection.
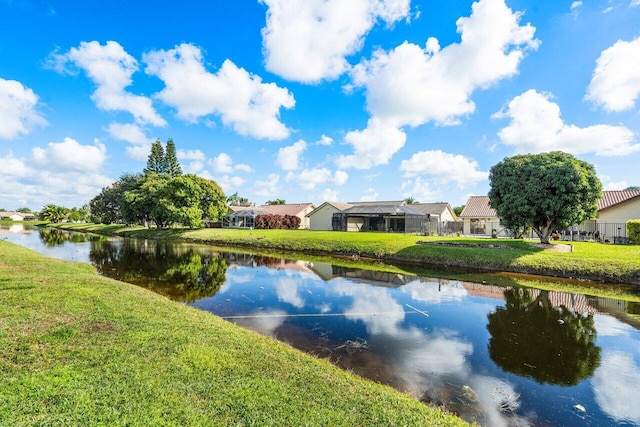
<box><xmin>460</xmin><ymin>190</ymin><xmax>640</xmax><ymax>218</ymax></box>
<box><xmin>459</xmin><ymin>196</ymin><xmax>497</xmax><ymax>218</ymax></box>
<box><xmin>259</xmin><ymin>203</ymin><xmax>315</xmax><ymax>217</ymax></box>
<box><xmin>598</xmin><ymin>190</ymin><xmax>640</xmax><ymax>211</ymax></box>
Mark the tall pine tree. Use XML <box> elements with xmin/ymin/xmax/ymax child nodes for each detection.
<box><xmin>165</xmin><ymin>138</ymin><xmax>183</xmax><ymax>177</ymax></box>
<box><xmin>144</xmin><ymin>140</ymin><xmax>165</xmax><ymax>175</ymax></box>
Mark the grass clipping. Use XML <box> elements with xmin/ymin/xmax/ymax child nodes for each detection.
<box><xmin>0</xmin><ymin>240</ymin><xmax>466</xmax><ymax>426</ymax></box>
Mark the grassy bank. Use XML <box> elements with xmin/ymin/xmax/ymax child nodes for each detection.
<box><xmin>0</xmin><ymin>240</ymin><xmax>466</xmax><ymax>426</ymax></box>
<box><xmin>54</xmin><ymin>223</ymin><xmax>640</xmax><ymax>286</ymax></box>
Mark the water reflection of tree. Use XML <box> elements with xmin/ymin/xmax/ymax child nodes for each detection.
<box><xmin>89</xmin><ymin>241</ymin><xmax>227</xmax><ymax>303</ymax></box>
<box><xmin>487</xmin><ymin>288</ymin><xmax>601</xmax><ymax>386</ymax></box>
<box><xmin>38</xmin><ymin>227</ymin><xmax>100</xmax><ymax>247</ymax></box>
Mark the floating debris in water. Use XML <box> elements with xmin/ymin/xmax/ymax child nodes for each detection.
<box><xmin>334</xmin><ymin>338</ymin><xmax>368</xmax><ymax>354</ymax></box>
<box><xmin>461</xmin><ymin>385</ymin><xmax>479</xmax><ymax>403</ymax></box>
<box><xmin>492</xmin><ymin>387</ymin><xmax>521</xmax><ymax>413</ymax></box>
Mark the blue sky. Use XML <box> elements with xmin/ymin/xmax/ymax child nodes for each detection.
<box><xmin>1</xmin><ymin>0</ymin><xmax>639</xmax><ymax>211</ymax></box>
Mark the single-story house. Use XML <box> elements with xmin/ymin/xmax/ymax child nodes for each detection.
<box><xmin>595</xmin><ymin>190</ymin><xmax>640</xmax><ymax>223</ymax></box>
<box><xmin>332</xmin><ymin>203</ymin><xmax>425</xmax><ymax>233</ymax></box>
<box><xmin>410</xmin><ymin>203</ymin><xmax>461</xmax><ymax>234</ymax></box>
<box><xmin>224</xmin><ymin>203</ymin><xmax>315</xmax><ymax>229</ymax></box>
<box><xmin>305</xmin><ymin>201</ymin><xmax>355</xmax><ymax>231</ymax></box>
<box><xmin>409</xmin><ymin>203</ymin><xmax>458</xmax><ymax>223</ymax></box>
<box><xmin>307</xmin><ymin>200</ymin><xmax>460</xmax><ymax>233</ymax></box>
<box><xmin>458</xmin><ymin>196</ymin><xmax>505</xmax><ymax>236</ymax></box>
<box><xmin>460</xmin><ymin>190</ymin><xmax>640</xmax><ymax>238</ymax></box>
<box><xmin>0</xmin><ymin>211</ymin><xmax>37</xmax><ymax>221</ymax></box>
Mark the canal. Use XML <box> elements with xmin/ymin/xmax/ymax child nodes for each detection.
<box><xmin>2</xmin><ymin>225</ymin><xmax>640</xmax><ymax>426</ymax></box>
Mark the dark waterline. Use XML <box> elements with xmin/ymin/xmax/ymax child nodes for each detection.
<box><xmin>3</xmin><ymin>225</ymin><xmax>640</xmax><ymax>426</ymax></box>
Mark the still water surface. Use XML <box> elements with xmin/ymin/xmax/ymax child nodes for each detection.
<box><xmin>3</xmin><ymin>225</ymin><xmax>640</xmax><ymax>426</ymax></box>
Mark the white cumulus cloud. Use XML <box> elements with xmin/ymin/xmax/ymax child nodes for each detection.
<box><xmin>254</xmin><ymin>173</ymin><xmax>281</xmax><ymax>198</ymax></box>
<box><xmin>32</xmin><ymin>137</ymin><xmax>107</xmax><ymax>172</ymax></box>
<box><xmin>209</xmin><ymin>153</ymin><xmax>253</xmax><ymax>174</ymax></box>
<box><xmin>401</xmin><ymin>177</ymin><xmax>441</xmax><ymax>202</ymax></box>
<box><xmin>400</xmin><ymin>150</ymin><xmax>488</xmax><ymax>187</ymax></box>
<box><xmin>336</xmin><ymin>118</ymin><xmax>407</xmax><ymax>169</ymax></box>
<box><xmin>586</xmin><ymin>37</ymin><xmax>640</xmax><ymax>112</ymax></box>
<box><xmin>0</xmin><ymin>140</ymin><xmax>112</xmax><ymax>209</ymax></box>
<box><xmin>49</xmin><ymin>41</ymin><xmax>165</xmax><ymax>127</ymax></box>
<box><xmin>276</xmin><ymin>140</ymin><xmax>307</xmax><ymax>170</ymax></box>
<box><xmin>494</xmin><ymin>89</ymin><xmax>640</xmax><ymax>156</ymax></box>
<box><xmin>260</xmin><ymin>0</ymin><xmax>410</xmax><ymax>83</ymax></box>
<box><xmin>177</xmin><ymin>149</ymin><xmax>206</xmax><ymax>161</ymax></box>
<box><xmin>144</xmin><ymin>44</ymin><xmax>295</xmax><ymax>140</ymax></box>
<box><xmin>106</xmin><ymin>122</ymin><xmax>153</xmax><ymax>161</ymax></box>
<box><xmin>339</xmin><ymin>0</ymin><xmax>539</xmax><ymax>169</ymax></box>
<box><xmin>0</xmin><ymin>78</ymin><xmax>46</xmax><ymax>139</ymax></box>
<box><xmin>286</xmin><ymin>168</ymin><xmax>348</xmax><ymax>190</ymax></box>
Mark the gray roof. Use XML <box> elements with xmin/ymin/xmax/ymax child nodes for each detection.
<box><xmin>340</xmin><ymin>205</ymin><xmax>425</xmax><ymax>216</ymax></box>
<box><xmin>227</xmin><ymin>209</ymin><xmax>266</xmax><ymax>218</ymax></box>
<box><xmin>348</xmin><ymin>200</ymin><xmax>406</xmax><ymax>206</ymax></box>
<box><xmin>409</xmin><ymin>203</ymin><xmax>450</xmax><ymax>216</ymax></box>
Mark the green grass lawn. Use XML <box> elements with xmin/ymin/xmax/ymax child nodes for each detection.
<box><xmin>54</xmin><ymin>223</ymin><xmax>640</xmax><ymax>286</ymax></box>
<box><xmin>0</xmin><ymin>240</ymin><xmax>466</xmax><ymax>426</ymax></box>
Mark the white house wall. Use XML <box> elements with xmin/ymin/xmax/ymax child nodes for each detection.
<box><xmin>440</xmin><ymin>208</ymin><xmax>456</xmax><ymax>223</ymax></box>
<box><xmin>597</xmin><ymin>200</ymin><xmax>640</xmax><ymax>224</ymax></box>
<box><xmin>307</xmin><ymin>204</ymin><xmax>337</xmax><ymax>230</ymax></box>
<box><xmin>298</xmin><ymin>206</ymin><xmax>315</xmax><ymax>229</ymax></box>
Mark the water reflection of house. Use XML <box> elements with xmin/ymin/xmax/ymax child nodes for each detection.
<box><xmin>462</xmin><ymin>282</ymin><xmax>599</xmax><ymax>314</ymax></box>
<box><xmin>222</xmin><ymin>252</ymin><xmax>314</xmax><ymax>274</ymax></box>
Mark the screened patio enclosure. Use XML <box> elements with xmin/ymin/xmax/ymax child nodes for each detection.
<box><xmin>223</xmin><ymin>209</ymin><xmax>266</xmax><ymax>228</ymax></box>
<box><xmin>332</xmin><ymin>205</ymin><xmax>425</xmax><ymax>233</ymax></box>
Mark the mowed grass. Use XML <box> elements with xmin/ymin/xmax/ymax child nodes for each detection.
<box><xmin>55</xmin><ymin>223</ymin><xmax>640</xmax><ymax>285</ymax></box>
<box><xmin>0</xmin><ymin>240</ymin><xmax>466</xmax><ymax>426</ymax></box>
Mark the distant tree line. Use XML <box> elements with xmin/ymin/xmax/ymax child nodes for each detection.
<box><xmin>89</xmin><ymin>139</ymin><xmax>227</xmax><ymax>229</ymax></box>
<box><xmin>39</xmin><ymin>205</ymin><xmax>88</xmax><ymax>223</ymax></box>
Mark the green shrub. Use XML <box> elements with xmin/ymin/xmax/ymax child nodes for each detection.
<box><xmin>627</xmin><ymin>219</ymin><xmax>640</xmax><ymax>244</ymax></box>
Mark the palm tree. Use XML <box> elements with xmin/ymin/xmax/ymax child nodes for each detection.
<box><xmin>403</xmin><ymin>196</ymin><xmax>418</xmax><ymax>204</ymax></box>
<box><xmin>39</xmin><ymin>204</ymin><xmax>69</xmax><ymax>223</ymax></box>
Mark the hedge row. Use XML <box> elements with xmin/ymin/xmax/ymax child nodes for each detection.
<box><xmin>628</xmin><ymin>219</ymin><xmax>640</xmax><ymax>244</ymax></box>
<box><xmin>255</xmin><ymin>214</ymin><xmax>301</xmax><ymax>230</ymax></box>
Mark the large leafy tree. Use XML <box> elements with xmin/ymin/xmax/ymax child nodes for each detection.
<box><xmin>488</xmin><ymin>151</ymin><xmax>602</xmax><ymax>244</ymax></box>
<box><xmin>89</xmin><ymin>173</ymin><xmax>141</xmax><ymax>224</ymax></box>
<box><xmin>122</xmin><ymin>174</ymin><xmax>226</xmax><ymax>228</ymax></box>
<box><xmin>122</xmin><ymin>174</ymin><xmax>172</xmax><ymax>227</ymax></box>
